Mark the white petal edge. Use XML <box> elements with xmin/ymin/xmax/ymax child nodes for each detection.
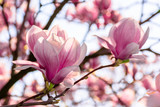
<box><xmin>139</xmin><ymin>27</ymin><xmax>149</xmax><ymax>48</ymax></box>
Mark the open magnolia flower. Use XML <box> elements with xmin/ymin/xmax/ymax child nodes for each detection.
<box><xmin>97</xmin><ymin>18</ymin><xmax>149</xmax><ymax>60</ymax></box>
<box><xmin>13</xmin><ymin>25</ymin><xmax>87</xmax><ymax>85</ymax></box>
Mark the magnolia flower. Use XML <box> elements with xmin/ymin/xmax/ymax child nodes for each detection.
<box><xmin>76</xmin><ymin>2</ymin><xmax>99</xmax><ymax>22</ymax></box>
<box><xmin>94</xmin><ymin>0</ymin><xmax>111</xmax><ymax>10</ymax></box>
<box><xmin>102</xmin><ymin>11</ymin><xmax>111</xmax><ymax>25</ymax></box>
<box><xmin>118</xmin><ymin>88</ymin><xmax>135</xmax><ymax>106</ymax></box>
<box><xmin>141</xmin><ymin>75</ymin><xmax>155</xmax><ymax>91</ymax></box>
<box><xmin>87</xmin><ymin>75</ymin><xmax>107</xmax><ymax>101</ymax></box>
<box><xmin>110</xmin><ymin>10</ymin><xmax>122</xmax><ymax>23</ymax></box>
<box><xmin>13</xmin><ymin>25</ymin><xmax>87</xmax><ymax>84</ymax></box>
<box><xmin>97</xmin><ymin>18</ymin><xmax>149</xmax><ymax>60</ymax></box>
<box><xmin>71</xmin><ymin>0</ymin><xmax>79</xmax><ymax>3</ymax></box>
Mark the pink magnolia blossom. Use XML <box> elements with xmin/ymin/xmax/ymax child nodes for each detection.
<box><xmin>26</xmin><ymin>10</ymin><xmax>41</xmax><ymax>27</ymax></box>
<box><xmin>3</xmin><ymin>0</ymin><xmax>15</xmax><ymax>23</ymax></box>
<box><xmin>88</xmin><ymin>57</ymin><xmax>100</xmax><ymax>69</ymax></box>
<box><xmin>66</xmin><ymin>6</ymin><xmax>76</xmax><ymax>20</ymax></box>
<box><xmin>71</xmin><ymin>0</ymin><xmax>79</xmax><ymax>4</ymax></box>
<box><xmin>94</xmin><ymin>0</ymin><xmax>111</xmax><ymax>10</ymax></box>
<box><xmin>87</xmin><ymin>76</ymin><xmax>107</xmax><ymax>101</ymax></box>
<box><xmin>110</xmin><ymin>10</ymin><xmax>122</xmax><ymax>23</ymax></box>
<box><xmin>118</xmin><ymin>88</ymin><xmax>135</xmax><ymax>106</ymax></box>
<box><xmin>145</xmin><ymin>91</ymin><xmax>160</xmax><ymax>107</ymax></box>
<box><xmin>13</xmin><ymin>25</ymin><xmax>87</xmax><ymax>84</ymax></box>
<box><xmin>75</xmin><ymin>2</ymin><xmax>99</xmax><ymax>22</ymax></box>
<box><xmin>84</xmin><ymin>52</ymin><xmax>100</xmax><ymax>69</ymax></box>
<box><xmin>26</xmin><ymin>10</ymin><xmax>35</xmax><ymax>26</ymax></box>
<box><xmin>95</xmin><ymin>18</ymin><xmax>103</xmax><ymax>29</ymax></box>
<box><xmin>97</xmin><ymin>18</ymin><xmax>149</xmax><ymax>60</ymax></box>
<box><xmin>141</xmin><ymin>75</ymin><xmax>155</xmax><ymax>91</ymax></box>
<box><xmin>102</xmin><ymin>10</ymin><xmax>111</xmax><ymax>25</ymax></box>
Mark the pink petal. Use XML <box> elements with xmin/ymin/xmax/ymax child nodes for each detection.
<box><xmin>33</xmin><ymin>37</ymin><xmax>59</xmax><ymax>81</ymax></box>
<box><xmin>130</xmin><ymin>55</ymin><xmax>146</xmax><ymax>60</ymax></box>
<box><xmin>113</xmin><ymin>18</ymin><xmax>139</xmax><ymax>53</ymax></box>
<box><xmin>74</xmin><ymin>43</ymin><xmax>87</xmax><ymax>65</ymax></box>
<box><xmin>118</xmin><ymin>43</ymin><xmax>139</xmax><ymax>59</ymax></box>
<box><xmin>13</xmin><ymin>60</ymin><xmax>39</xmax><ymax>66</ymax></box>
<box><xmin>108</xmin><ymin>25</ymin><xmax>117</xmax><ymax>46</ymax></box>
<box><xmin>96</xmin><ymin>36</ymin><xmax>117</xmax><ymax>56</ymax></box>
<box><xmin>12</xmin><ymin>60</ymin><xmax>45</xmax><ymax>73</ymax></box>
<box><xmin>47</xmin><ymin>34</ymin><xmax>64</xmax><ymax>54</ymax></box>
<box><xmin>26</xmin><ymin>25</ymin><xmax>48</xmax><ymax>52</ymax></box>
<box><xmin>48</xmin><ymin>25</ymin><xmax>68</xmax><ymax>40</ymax></box>
<box><xmin>58</xmin><ymin>38</ymin><xmax>81</xmax><ymax>69</ymax></box>
<box><xmin>139</xmin><ymin>27</ymin><xmax>149</xmax><ymax>48</ymax></box>
<box><xmin>97</xmin><ymin>36</ymin><xmax>110</xmax><ymax>49</ymax></box>
<box><xmin>156</xmin><ymin>73</ymin><xmax>160</xmax><ymax>92</ymax></box>
<box><xmin>146</xmin><ymin>91</ymin><xmax>160</xmax><ymax>107</ymax></box>
<box><xmin>51</xmin><ymin>66</ymin><xmax>80</xmax><ymax>84</ymax></box>
<box><xmin>141</xmin><ymin>75</ymin><xmax>155</xmax><ymax>91</ymax></box>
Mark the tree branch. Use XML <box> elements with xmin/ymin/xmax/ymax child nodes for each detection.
<box><xmin>139</xmin><ymin>9</ymin><xmax>160</xmax><ymax>25</ymax></box>
<box><xmin>3</xmin><ymin>63</ymin><xmax>115</xmax><ymax>107</ymax></box>
<box><xmin>80</xmin><ymin>47</ymin><xmax>111</xmax><ymax>69</ymax></box>
<box><xmin>0</xmin><ymin>53</ymin><xmax>36</xmax><ymax>99</ymax></box>
<box><xmin>44</xmin><ymin>0</ymin><xmax>69</xmax><ymax>29</ymax></box>
<box><xmin>2</xmin><ymin>99</ymin><xmax>58</xmax><ymax>107</ymax></box>
<box><xmin>1</xmin><ymin>1</ymin><xmax>12</xmax><ymax>51</ymax></box>
<box><xmin>11</xmin><ymin>0</ymin><xmax>31</xmax><ymax>76</ymax></box>
<box><xmin>54</xmin><ymin>63</ymin><xmax>115</xmax><ymax>99</ymax></box>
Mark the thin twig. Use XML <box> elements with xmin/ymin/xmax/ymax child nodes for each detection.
<box><xmin>2</xmin><ymin>63</ymin><xmax>115</xmax><ymax>107</ymax></box>
<box><xmin>2</xmin><ymin>99</ymin><xmax>58</xmax><ymax>107</ymax></box>
<box><xmin>81</xmin><ymin>23</ymin><xmax>92</xmax><ymax>43</ymax></box>
<box><xmin>1</xmin><ymin>1</ymin><xmax>12</xmax><ymax>52</ymax></box>
<box><xmin>54</xmin><ymin>63</ymin><xmax>115</xmax><ymax>99</ymax></box>
<box><xmin>0</xmin><ymin>53</ymin><xmax>36</xmax><ymax>99</ymax></box>
<box><xmin>139</xmin><ymin>0</ymin><xmax>145</xmax><ymax>22</ymax></box>
<box><xmin>139</xmin><ymin>9</ymin><xmax>160</xmax><ymax>25</ymax></box>
<box><xmin>16</xmin><ymin>92</ymin><xmax>44</xmax><ymax>106</ymax></box>
<box><xmin>44</xmin><ymin>0</ymin><xmax>69</xmax><ymax>29</ymax></box>
<box><xmin>141</xmin><ymin>48</ymin><xmax>160</xmax><ymax>55</ymax></box>
<box><xmin>93</xmin><ymin>75</ymin><xmax>127</xmax><ymax>107</ymax></box>
<box><xmin>80</xmin><ymin>47</ymin><xmax>111</xmax><ymax>69</ymax></box>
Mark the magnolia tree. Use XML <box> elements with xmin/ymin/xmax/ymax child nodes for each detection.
<box><xmin>0</xmin><ymin>0</ymin><xmax>160</xmax><ymax>107</ymax></box>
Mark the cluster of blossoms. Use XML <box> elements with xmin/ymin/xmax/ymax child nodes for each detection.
<box><xmin>13</xmin><ymin>17</ymin><xmax>149</xmax><ymax>90</ymax></box>
<box><xmin>0</xmin><ymin>0</ymin><xmax>14</xmax><ymax>32</ymax></box>
<box><xmin>1</xmin><ymin>0</ymin><xmax>158</xmax><ymax>106</ymax></box>
<box><xmin>66</xmin><ymin>0</ymin><xmax>122</xmax><ymax>28</ymax></box>
<box><xmin>10</xmin><ymin>14</ymin><xmax>153</xmax><ymax>106</ymax></box>
<box><xmin>0</xmin><ymin>0</ymin><xmax>42</xmax><ymax>58</ymax></box>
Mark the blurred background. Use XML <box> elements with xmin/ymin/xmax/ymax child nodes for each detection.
<box><xmin>0</xmin><ymin>0</ymin><xmax>160</xmax><ymax>106</ymax></box>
